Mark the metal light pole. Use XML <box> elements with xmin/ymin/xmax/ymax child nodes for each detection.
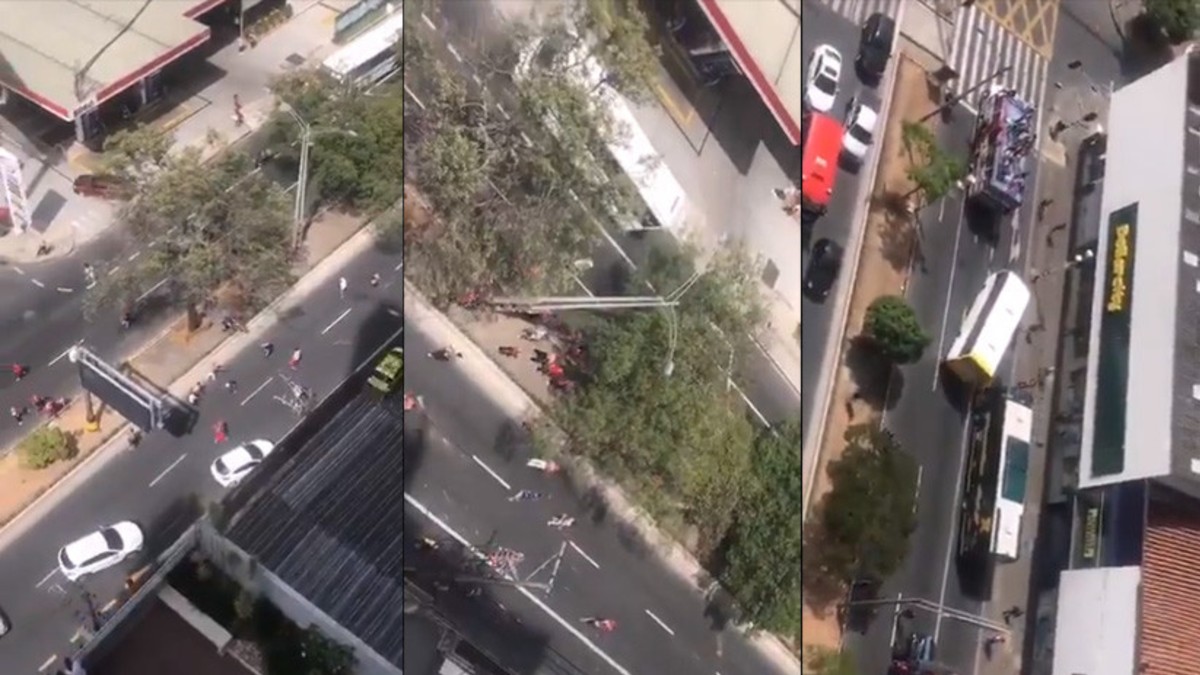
<box><xmin>278</xmin><ymin>102</ymin><xmax>357</xmax><ymax>252</ymax></box>
<box><xmin>1030</xmin><ymin>248</ymin><xmax>1095</xmax><ymax>282</ymax></box>
<box><xmin>920</xmin><ymin>64</ymin><xmax>1013</xmax><ymax>122</ymax></box>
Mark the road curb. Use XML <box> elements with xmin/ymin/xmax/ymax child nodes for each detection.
<box><xmin>403</xmin><ymin>282</ymin><xmax>802</xmax><ymax>674</ymax></box>
<box><xmin>801</xmin><ymin>13</ymin><xmax>906</xmax><ymax>520</ymax></box>
<box><xmin>0</xmin><ymin>223</ymin><xmax>377</xmax><ymax>549</ymax></box>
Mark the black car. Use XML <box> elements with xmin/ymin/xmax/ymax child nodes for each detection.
<box><xmin>803</xmin><ymin>238</ymin><xmax>844</xmax><ymax>301</ymax></box>
<box><xmin>856</xmin><ymin>12</ymin><xmax>895</xmax><ymax>83</ymax></box>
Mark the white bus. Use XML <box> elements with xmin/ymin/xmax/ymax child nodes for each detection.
<box><xmin>944</xmin><ymin>270</ymin><xmax>1031</xmax><ymax>386</ymax></box>
<box><xmin>959</xmin><ymin>389</ymin><xmax>1033</xmax><ymax>562</ymax></box>
<box><xmin>514</xmin><ymin>32</ymin><xmax>687</xmax><ymax>231</ymax></box>
<box><xmin>322</xmin><ymin>10</ymin><xmax>403</xmax><ymax>88</ymax></box>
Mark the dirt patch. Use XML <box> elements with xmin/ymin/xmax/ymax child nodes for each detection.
<box><xmin>801</xmin><ymin>54</ymin><xmax>941</xmax><ymax>652</ymax></box>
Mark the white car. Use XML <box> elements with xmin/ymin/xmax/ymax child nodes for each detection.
<box><xmin>805</xmin><ymin>45</ymin><xmax>843</xmax><ymax>113</ymax></box>
<box><xmin>843</xmin><ymin>99</ymin><xmax>879</xmax><ymax>162</ymax></box>
<box><xmin>210</xmin><ymin>439</ymin><xmax>276</xmax><ymax>488</ymax></box>
<box><xmin>58</xmin><ymin>522</ymin><xmax>144</xmax><ymax>582</ymax></box>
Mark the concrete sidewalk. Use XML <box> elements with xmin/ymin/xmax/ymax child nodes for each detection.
<box><xmin>0</xmin><ymin>209</ymin><xmax>367</xmax><ymax>539</ymax></box>
<box><xmin>405</xmin><ymin>282</ymin><xmax>802</xmax><ymax>675</ymax></box>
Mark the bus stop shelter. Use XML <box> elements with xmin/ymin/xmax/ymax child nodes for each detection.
<box><xmin>694</xmin><ymin>0</ymin><xmax>802</xmax><ymax>145</ymax></box>
<box><xmin>0</xmin><ymin>0</ymin><xmax>228</xmax><ymax>140</ymax></box>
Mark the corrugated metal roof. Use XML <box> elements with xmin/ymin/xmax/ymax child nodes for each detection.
<box><xmin>227</xmin><ymin>393</ymin><xmax>405</xmax><ymax>666</ymax></box>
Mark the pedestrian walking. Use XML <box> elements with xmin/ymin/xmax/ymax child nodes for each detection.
<box><xmin>581</xmin><ymin>617</ymin><xmax>617</xmax><ymax>632</ymax></box>
<box><xmin>339</xmin><ymin>276</ymin><xmax>348</xmax><ymax>299</ymax></box>
<box><xmin>213</xmin><ymin>420</ymin><xmax>229</xmax><ymax>444</ymax></box>
<box><xmin>261</xmin><ymin>341</ymin><xmax>274</xmax><ymax>357</ymax></box>
<box><xmin>1002</xmin><ymin>606</ymin><xmax>1024</xmax><ymax>623</ymax></box>
<box><xmin>10</xmin><ymin>363</ymin><xmax>27</xmax><ymax>381</ymax></box>
<box><xmin>10</xmin><ymin>406</ymin><xmax>23</xmax><ymax>425</ymax></box>
<box><xmin>289</xmin><ymin>348</ymin><xmax>303</xmax><ymax>369</ymax></box>
<box><xmin>369</xmin><ymin>273</ymin><xmax>381</xmax><ymax>288</ymax></box>
<box><xmin>128</xmin><ymin>428</ymin><xmax>143</xmax><ymax>447</ymax></box>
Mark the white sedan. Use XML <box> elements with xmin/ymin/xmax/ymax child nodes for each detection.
<box><xmin>843</xmin><ymin>98</ymin><xmax>879</xmax><ymax>162</ymax></box>
<box><xmin>805</xmin><ymin>45</ymin><xmax>843</xmax><ymax>113</ymax></box>
<box><xmin>58</xmin><ymin>522</ymin><xmax>144</xmax><ymax>582</ymax></box>
<box><xmin>211</xmin><ymin>439</ymin><xmax>276</xmax><ymax>488</ymax></box>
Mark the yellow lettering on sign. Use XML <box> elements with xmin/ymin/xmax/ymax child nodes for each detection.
<box><xmin>1107</xmin><ymin>224</ymin><xmax>1131</xmax><ymax>313</ymax></box>
<box><xmin>1083</xmin><ymin>507</ymin><xmax>1099</xmax><ymax>559</ymax></box>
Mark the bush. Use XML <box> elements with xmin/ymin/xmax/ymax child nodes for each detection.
<box><xmin>18</xmin><ymin>426</ymin><xmax>78</xmax><ymax>469</ymax></box>
<box><xmin>863</xmin><ymin>295</ymin><xmax>930</xmax><ymax>364</ymax></box>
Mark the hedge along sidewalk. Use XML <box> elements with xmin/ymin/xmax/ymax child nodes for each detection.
<box><xmin>0</xmin><ymin>211</ymin><xmax>370</xmax><ymax>545</ymax></box>
<box><xmin>404</xmin><ymin>283</ymin><xmax>802</xmax><ymax>675</ymax></box>
<box><xmin>800</xmin><ymin>54</ymin><xmax>935</xmax><ymax>655</ymax></box>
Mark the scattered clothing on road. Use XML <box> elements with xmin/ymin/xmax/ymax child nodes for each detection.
<box><xmin>225</xmin><ymin>380</ymin><xmax>238</xmax><ymax>393</ymax></box>
<box><xmin>370</xmin><ymin>273</ymin><xmax>381</xmax><ymax>287</ymax></box>
<box><xmin>499</xmin><ymin>345</ymin><xmax>520</xmax><ymax>358</ymax></box>
<box><xmin>261</xmin><ymin>341</ymin><xmax>274</xmax><ymax>357</ymax></box>
<box><xmin>10</xmin><ymin>406</ymin><xmax>23</xmax><ymax>425</ymax></box>
<box><xmin>339</xmin><ymin>276</ymin><xmax>348</xmax><ymax>298</ymax></box>
<box><xmin>11</xmin><ymin>363</ymin><xmax>27</xmax><ymax>381</ymax></box>
<box><xmin>213</xmin><ymin>420</ymin><xmax>228</xmax><ymax>444</ymax></box>
<box><xmin>289</xmin><ymin>348</ymin><xmax>303</xmax><ymax>369</ymax></box>
<box><xmin>581</xmin><ymin>617</ymin><xmax>617</xmax><ymax>632</ymax></box>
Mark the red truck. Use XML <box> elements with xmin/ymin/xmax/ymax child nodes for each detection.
<box><xmin>800</xmin><ymin>110</ymin><xmax>844</xmax><ymax>218</ymax></box>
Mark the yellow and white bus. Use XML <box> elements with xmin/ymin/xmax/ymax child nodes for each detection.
<box><xmin>944</xmin><ymin>270</ymin><xmax>1031</xmax><ymax>386</ymax></box>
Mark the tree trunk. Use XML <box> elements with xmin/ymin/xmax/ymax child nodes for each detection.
<box><xmin>186</xmin><ymin>302</ymin><xmax>203</xmax><ymax>333</ymax></box>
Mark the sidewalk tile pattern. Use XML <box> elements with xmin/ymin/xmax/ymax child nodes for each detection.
<box><xmin>948</xmin><ymin>6</ymin><xmax>1049</xmax><ymax>115</ymax></box>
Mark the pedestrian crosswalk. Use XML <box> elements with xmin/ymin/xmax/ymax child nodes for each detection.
<box><xmin>948</xmin><ymin>6</ymin><xmax>1048</xmax><ymax>116</ymax></box>
<box><xmin>814</xmin><ymin>0</ymin><xmax>902</xmax><ymax>26</ymax></box>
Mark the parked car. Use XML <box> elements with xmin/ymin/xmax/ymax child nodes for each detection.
<box><xmin>73</xmin><ymin>174</ymin><xmax>133</xmax><ymax>200</ymax></box>
<box><xmin>842</xmin><ymin>98</ymin><xmax>879</xmax><ymax>163</ymax></box>
<box><xmin>58</xmin><ymin>522</ymin><xmax>144</xmax><ymax>581</ymax></box>
<box><xmin>857</xmin><ymin>12</ymin><xmax>896</xmax><ymax>83</ymax></box>
<box><xmin>803</xmin><ymin>238</ymin><xmax>844</xmax><ymax>302</ymax></box>
<box><xmin>805</xmin><ymin>45</ymin><xmax>842</xmax><ymax>113</ymax></box>
<box><xmin>211</xmin><ymin>439</ymin><xmax>276</xmax><ymax>488</ymax></box>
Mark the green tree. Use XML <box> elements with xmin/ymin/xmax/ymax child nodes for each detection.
<box><xmin>901</xmin><ymin>120</ymin><xmax>966</xmax><ymax>205</ymax></box>
<box><xmin>1144</xmin><ymin>0</ymin><xmax>1200</xmax><ymax>42</ymax></box>
<box><xmin>805</xmin><ymin>646</ymin><xmax>859</xmax><ymax>675</ymax></box>
<box><xmin>100</xmin><ymin>124</ymin><xmax>174</xmax><ymax>187</ymax></box>
<box><xmin>814</xmin><ymin>424</ymin><xmax>918</xmax><ymax>587</ymax></box>
<box><xmin>18</xmin><ymin>426</ymin><xmax>78</xmax><ymax>469</ymax></box>
<box><xmin>86</xmin><ymin>145</ymin><xmax>296</xmax><ymax>329</ymax></box>
<box><xmin>296</xmin><ymin>626</ymin><xmax>356</xmax><ymax>675</ymax></box>
<box><xmin>862</xmin><ymin>295</ymin><xmax>929</xmax><ymax>364</ymax></box>
<box><xmin>721</xmin><ymin>421</ymin><xmax>804</xmax><ymax>635</ymax></box>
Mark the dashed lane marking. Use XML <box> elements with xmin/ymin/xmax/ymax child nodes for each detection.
<box><xmin>644</xmin><ymin>609</ymin><xmax>675</xmax><ymax>636</ymax></box>
<box><xmin>31</xmin><ymin>279</ymin><xmax>44</xmax><ymax>288</ymax></box>
<box><xmin>148</xmin><ymin>454</ymin><xmax>187</xmax><ymax>487</ymax></box>
<box><xmin>38</xmin><ymin>655</ymin><xmax>57</xmax><ymax>672</ymax></box>
<box><xmin>421</xmin><ymin>12</ymin><xmax>436</xmax><ymax>30</ymax></box>
<box><xmin>568</xmin><ymin>541</ymin><xmax>600</xmax><ymax>569</ymax></box>
<box><xmin>241</xmin><ymin>377</ymin><xmax>273</xmax><ymax>406</ymax></box>
<box><xmin>35</xmin><ymin>567</ymin><xmax>57</xmax><ymax>588</ymax></box>
<box><xmin>472</xmin><ymin>455</ymin><xmax>512</xmax><ymax>490</ymax></box>
<box><xmin>56</xmin><ymin>287</ymin><xmax>73</xmax><ymax>293</ymax></box>
<box><xmin>321</xmin><ymin>307</ymin><xmax>353</xmax><ymax>335</ymax></box>
<box><xmin>13</xmin><ymin>266</ymin><xmax>23</xmax><ymax>275</ymax></box>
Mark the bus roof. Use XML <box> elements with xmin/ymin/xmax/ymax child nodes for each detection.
<box><xmin>946</xmin><ymin>271</ymin><xmax>1031</xmax><ymax>381</ymax></box>
<box><xmin>993</xmin><ymin>398</ymin><xmax>1033</xmax><ymax>560</ymax></box>
<box><xmin>323</xmin><ymin>11</ymin><xmax>402</xmax><ymax>78</ymax></box>
<box><xmin>800</xmin><ymin>112</ymin><xmax>843</xmax><ymax>208</ymax></box>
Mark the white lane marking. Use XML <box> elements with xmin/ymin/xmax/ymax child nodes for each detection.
<box><xmin>472</xmin><ymin>73</ymin><xmax>483</xmax><ymax>86</ymax></box>
<box><xmin>496</xmin><ymin>103</ymin><xmax>510</xmax><ymax>119</ymax></box>
<box><xmin>31</xmin><ymin>279</ymin><xmax>44</xmax><ymax>288</ymax></box>
<box><xmin>447</xmin><ymin>43</ymin><xmax>464</xmax><ymax>62</ymax></box>
<box><xmin>933</xmin><ymin>412</ymin><xmax>974</xmax><ymax>641</ymax></box>
<box><xmin>394</xmin><ymin>261</ymin><xmax>403</xmax><ymax>271</ymax></box>
<box><xmin>471</xmin><ymin>455</ymin><xmax>512</xmax><ymax>490</ymax></box>
<box><xmin>48</xmin><ymin>346</ymin><xmax>75</xmax><ymax>366</ymax></box>
<box><xmin>136</xmin><ymin>277</ymin><xmax>169</xmax><ymax>303</ymax></box>
<box><xmin>56</xmin><ymin>287</ymin><xmax>73</xmax><ymax>293</ymax></box>
<box><xmin>568</xmin><ymin>541</ymin><xmax>600</xmax><ymax>569</ymax></box>
<box><xmin>406</xmin><ymin>493</ymin><xmax>632</xmax><ymax>675</ymax></box>
<box><xmin>35</xmin><ymin>567</ymin><xmax>58</xmax><ymax>588</ymax></box>
<box><xmin>421</xmin><ymin>12</ymin><xmax>436</xmax><ymax>30</ymax></box>
<box><xmin>13</xmin><ymin>266</ymin><xmax>23</xmax><ymax>275</ymax></box>
<box><xmin>644</xmin><ymin>609</ymin><xmax>675</xmax><ymax>636</ymax></box>
<box><xmin>242</xmin><ymin>377</ymin><xmax>273</xmax><ymax>406</ymax></box>
<box><xmin>931</xmin><ymin>198</ymin><xmax>968</xmax><ymax>391</ymax></box>
<box><xmin>149</xmin><ymin>454</ymin><xmax>187</xmax><ymax>487</ymax></box>
<box><xmin>128</xmin><ymin>251</ymin><xmax>140</xmax><ymax>261</ymax></box>
<box><xmin>321</xmin><ymin>307</ymin><xmax>353</xmax><ymax>335</ymax></box>
<box><xmin>109</xmin><ymin>265</ymin><xmax>121</xmax><ymax>275</ymax></box>
<box><xmin>386</xmin><ymin>308</ymin><xmax>401</xmax><ymax>317</ymax></box>
<box><xmin>38</xmin><ymin>655</ymin><xmax>57</xmax><ymax>672</ymax></box>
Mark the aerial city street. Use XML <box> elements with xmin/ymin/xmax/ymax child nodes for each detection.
<box><xmin>801</xmin><ymin>0</ymin><xmax>1200</xmax><ymax>674</ymax></box>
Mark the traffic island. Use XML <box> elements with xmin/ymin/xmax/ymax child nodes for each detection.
<box><xmin>801</xmin><ymin>53</ymin><xmax>952</xmax><ymax>655</ymax></box>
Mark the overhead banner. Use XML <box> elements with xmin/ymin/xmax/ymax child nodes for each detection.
<box><xmin>0</xmin><ymin>148</ymin><xmax>30</xmax><ymax>234</ymax></box>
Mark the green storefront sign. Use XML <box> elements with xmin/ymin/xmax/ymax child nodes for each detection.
<box><xmin>1092</xmin><ymin>204</ymin><xmax>1137</xmax><ymax>477</ymax></box>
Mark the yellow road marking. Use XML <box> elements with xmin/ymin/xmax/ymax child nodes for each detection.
<box><xmin>654</xmin><ymin>82</ymin><xmax>694</xmax><ymax>126</ymax></box>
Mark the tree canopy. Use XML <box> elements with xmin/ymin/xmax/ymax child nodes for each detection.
<box><xmin>901</xmin><ymin>120</ymin><xmax>966</xmax><ymax>205</ymax></box>
<box><xmin>88</xmin><ymin>128</ymin><xmax>295</xmax><ymax>325</ymax></box>
<box><xmin>863</xmin><ymin>295</ymin><xmax>929</xmax><ymax>364</ymax></box>
<box><xmin>809</xmin><ymin>424</ymin><xmax>919</xmax><ymax>588</ymax></box>
<box><xmin>1144</xmin><ymin>0</ymin><xmax>1200</xmax><ymax>42</ymax></box>
<box><xmin>269</xmin><ymin>68</ymin><xmax>404</xmax><ymax>213</ymax></box>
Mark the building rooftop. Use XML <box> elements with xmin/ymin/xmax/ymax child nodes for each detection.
<box><xmin>226</xmin><ymin>393</ymin><xmax>405</xmax><ymax>667</ymax></box>
<box><xmin>91</xmin><ymin>598</ymin><xmax>253</xmax><ymax>675</ymax></box>
<box><xmin>0</xmin><ymin>0</ymin><xmax>219</xmax><ymax>120</ymax></box>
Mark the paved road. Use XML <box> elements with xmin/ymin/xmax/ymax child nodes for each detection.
<box><xmin>798</xmin><ymin>0</ymin><xmax>890</xmax><ymax>441</ymax></box>
<box><xmin>0</xmin><ymin>242</ymin><xmax>403</xmax><ymax>673</ymax></box>
<box><xmin>405</xmin><ymin>323</ymin><xmax>791</xmax><ymax>675</ymax></box>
